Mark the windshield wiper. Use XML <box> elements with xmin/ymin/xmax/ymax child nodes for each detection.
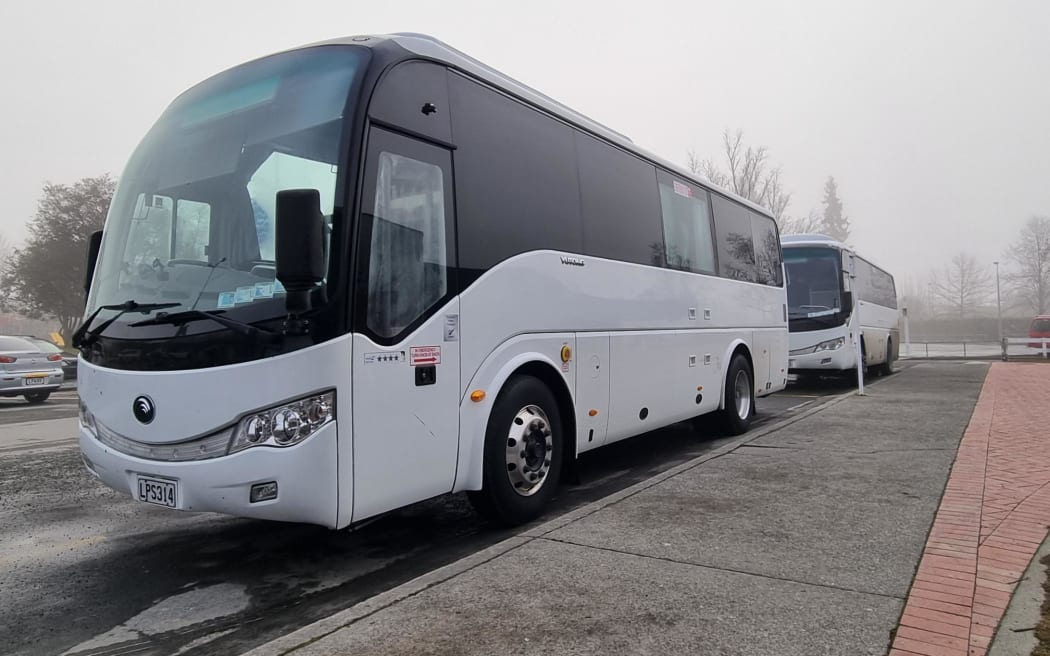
<box><xmin>129</xmin><ymin>309</ymin><xmax>281</xmax><ymax>346</ymax></box>
<box><xmin>73</xmin><ymin>301</ymin><xmax>182</xmax><ymax>349</ymax></box>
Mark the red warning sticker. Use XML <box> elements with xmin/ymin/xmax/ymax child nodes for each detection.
<box><xmin>410</xmin><ymin>346</ymin><xmax>441</xmax><ymax>366</ymax></box>
<box><xmin>672</xmin><ymin>180</ymin><xmax>693</xmax><ymax>198</ymax></box>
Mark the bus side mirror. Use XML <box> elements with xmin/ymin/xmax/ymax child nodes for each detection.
<box><xmin>84</xmin><ymin>230</ymin><xmax>103</xmax><ymax>298</ymax></box>
<box><xmin>275</xmin><ymin>189</ymin><xmax>325</xmax><ymax>317</ymax></box>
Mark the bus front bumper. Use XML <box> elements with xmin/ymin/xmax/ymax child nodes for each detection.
<box><xmin>788</xmin><ymin>347</ymin><xmax>855</xmax><ymax>373</ymax></box>
<box><xmin>79</xmin><ymin>422</ymin><xmax>340</xmax><ymax>528</ymax></box>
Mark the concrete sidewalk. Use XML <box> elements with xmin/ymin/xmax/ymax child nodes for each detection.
<box><xmin>245</xmin><ymin>362</ymin><xmax>989</xmax><ymax>656</ymax></box>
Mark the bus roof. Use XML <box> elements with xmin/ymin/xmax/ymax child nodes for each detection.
<box><xmin>299</xmin><ymin>32</ymin><xmax>776</xmax><ymax>221</ymax></box>
<box><xmin>781</xmin><ymin>234</ymin><xmax>851</xmax><ymax>250</ymax></box>
<box><xmin>781</xmin><ymin>234</ymin><xmax>896</xmax><ymax>279</ymax></box>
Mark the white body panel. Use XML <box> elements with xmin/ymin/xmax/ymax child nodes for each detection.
<box><xmin>78</xmin><ymin>335</ymin><xmax>353</xmax><ymax>528</ymax></box>
<box><xmin>350</xmin><ymin>298</ymin><xmax>461</xmax><ymax>521</ymax></box>
<box><xmin>79</xmin><ymin>251</ymin><xmax>788</xmax><ymax>528</ymax></box>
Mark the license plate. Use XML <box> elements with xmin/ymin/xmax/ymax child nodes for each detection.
<box><xmin>24</xmin><ymin>376</ymin><xmax>47</xmax><ymax>386</ymax></box>
<box><xmin>137</xmin><ymin>476</ymin><xmax>178</xmax><ymax>508</ymax></box>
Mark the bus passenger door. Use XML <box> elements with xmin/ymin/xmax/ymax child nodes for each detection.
<box><xmin>351</xmin><ymin>127</ymin><xmax>461</xmax><ymax>522</ymax></box>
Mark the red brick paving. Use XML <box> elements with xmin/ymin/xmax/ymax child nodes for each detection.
<box><xmin>891</xmin><ymin>363</ymin><xmax>1050</xmax><ymax>656</ymax></box>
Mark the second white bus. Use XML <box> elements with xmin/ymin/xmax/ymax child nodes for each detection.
<box><xmin>782</xmin><ymin>235</ymin><xmax>899</xmax><ymax>379</ymax></box>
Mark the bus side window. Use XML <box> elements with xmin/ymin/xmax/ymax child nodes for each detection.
<box><xmin>711</xmin><ymin>195</ymin><xmax>756</xmax><ymax>283</ymax></box>
<box><xmin>656</xmin><ymin>173</ymin><xmax>716</xmax><ymax>274</ymax></box>
<box><xmin>750</xmin><ymin>213</ymin><xmax>782</xmax><ymax>286</ymax></box>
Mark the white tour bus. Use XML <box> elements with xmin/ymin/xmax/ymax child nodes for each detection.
<box><xmin>76</xmin><ymin>33</ymin><xmax>788</xmax><ymax>528</ymax></box>
<box><xmin>782</xmin><ymin>235</ymin><xmax>899</xmax><ymax>378</ymax></box>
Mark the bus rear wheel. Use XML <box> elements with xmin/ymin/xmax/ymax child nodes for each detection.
<box><xmin>876</xmin><ymin>339</ymin><xmax>896</xmax><ymax>376</ymax></box>
<box><xmin>468</xmin><ymin>375</ymin><xmax>564</xmax><ymax>526</ymax></box>
<box><xmin>719</xmin><ymin>354</ymin><xmax>754</xmax><ymax>435</ymax></box>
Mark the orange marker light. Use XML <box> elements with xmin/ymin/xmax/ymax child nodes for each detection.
<box><xmin>588</xmin><ymin>409</ymin><xmax>599</xmax><ymax>417</ymax></box>
<box><xmin>560</xmin><ymin>345</ymin><xmax>572</xmax><ymax>363</ymax></box>
<box><xmin>697</xmin><ymin>385</ymin><xmax>703</xmax><ymax>391</ymax></box>
<box><xmin>470</xmin><ymin>390</ymin><xmax>486</xmax><ymax>403</ymax></box>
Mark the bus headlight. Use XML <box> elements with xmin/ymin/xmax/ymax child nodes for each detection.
<box><xmin>815</xmin><ymin>337</ymin><xmax>845</xmax><ymax>352</ymax></box>
<box><xmin>229</xmin><ymin>391</ymin><xmax>335</xmax><ymax>454</ymax></box>
<box><xmin>790</xmin><ymin>337</ymin><xmax>846</xmax><ymax>356</ymax></box>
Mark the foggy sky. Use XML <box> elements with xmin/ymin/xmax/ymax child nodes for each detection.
<box><xmin>2</xmin><ymin>0</ymin><xmax>1048</xmax><ymax>289</ymax></box>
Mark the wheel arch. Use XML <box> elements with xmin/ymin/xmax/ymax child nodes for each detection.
<box><xmin>454</xmin><ymin>347</ymin><xmax>576</xmax><ymax>493</ymax></box>
<box><xmin>718</xmin><ymin>339</ymin><xmax>754</xmax><ymax>411</ymax></box>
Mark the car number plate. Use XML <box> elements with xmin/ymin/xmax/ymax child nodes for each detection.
<box><xmin>137</xmin><ymin>476</ymin><xmax>178</xmax><ymax>508</ymax></box>
<box><xmin>24</xmin><ymin>376</ymin><xmax>46</xmax><ymax>386</ymax></box>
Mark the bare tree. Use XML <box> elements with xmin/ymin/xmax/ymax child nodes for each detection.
<box><xmin>929</xmin><ymin>253</ymin><xmax>994</xmax><ymax>318</ymax></box>
<box><xmin>687</xmin><ymin>129</ymin><xmax>793</xmax><ymax>228</ymax></box>
<box><xmin>1004</xmin><ymin>216</ymin><xmax>1050</xmax><ymax>315</ymax></box>
<box><xmin>780</xmin><ymin>209</ymin><xmax>824</xmax><ymax>236</ymax></box>
<box><xmin>897</xmin><ymin>274</ymin><xmax>936</xmax><ymax>320</ymax></box>
<box><xmin>0</xmin><ymin>232</ymin><xmax>13</xmax><ymax>312</ymax></box>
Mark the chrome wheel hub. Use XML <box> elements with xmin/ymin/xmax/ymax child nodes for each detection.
<box><xmin>505</xmin><ymin>405</ymin><xmax>553</xmax><ymax>497</ymax></box>
<box><xmin>734</xmin><ymin>369</ymin><xmax>752</xmax><ymax>420</ymax></box>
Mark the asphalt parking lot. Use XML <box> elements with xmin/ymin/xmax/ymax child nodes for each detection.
<box><xmin>0</xmin><ymin>373</ymin><xmax>860</xmax><ymax>656</ymax></box>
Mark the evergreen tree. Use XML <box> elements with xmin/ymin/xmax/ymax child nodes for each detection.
<box><xmin>820</xmin><ymin>176</ymin><xmax>850</xmax><ymax>242</ymax></box>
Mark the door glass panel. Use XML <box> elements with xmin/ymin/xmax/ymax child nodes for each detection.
<box><xmin>366</xmin><ymin>151</ymin><xmax>448</xmax><ymax>338</ymax></box>
<box><xmin>173</xmin><ymin>199</ymin><xmax>211</xmax><ymax>260</ymax></box>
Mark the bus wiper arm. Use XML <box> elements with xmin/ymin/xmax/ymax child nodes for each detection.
<box><xmin>73</xmin><ymin>301</ymin><xmax>182</xmax><ymax>349</ymax></box>
<box><xmin>129</xmin><ymin>309</ymin><xmax>281</xmax><ymax>346</ymax></box>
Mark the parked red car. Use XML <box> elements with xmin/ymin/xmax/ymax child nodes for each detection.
<box><xmin>1029</xmin><ymin>315</ymin><xmax>1050</xmax><ymax>349</ymax></box>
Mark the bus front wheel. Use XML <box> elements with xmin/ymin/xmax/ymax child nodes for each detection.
<box><xmin>468</xmin><ymin>375</ymin><xmax>564</xmax><ymax>526</ymax></box>
<box><xmin>719</xmin><ymin>354</ymin><xmax>754</xmax><ymax>435</ymax></box>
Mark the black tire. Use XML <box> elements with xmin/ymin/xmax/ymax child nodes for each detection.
<box><xmin>24</xmin><ymin>392</ymin><xmax>51</xmax><ymax>404</ymax></box>
<box><xmin>718</xmin><ymin>354</ymin><xmax>754</xmax><ymax>435</ymax></box>
<box><xmin>877</xmin><ymin>339</ymin><xmax>896</xmax><ymax>376</ymax></box>
<box><xmin>467</xmin><ymin>375</ymin><xmax>564</xmax><ymax>526</ymax></box>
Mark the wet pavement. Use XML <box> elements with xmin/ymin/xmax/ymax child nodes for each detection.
<box><xmin>0</xmin><ymin>376</ymin><xmax>844</xmax><ymax>656</ymax></box>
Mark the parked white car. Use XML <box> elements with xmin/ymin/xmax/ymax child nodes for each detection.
<box><xmin>0</xmin><ymin>335</ymin><xmax>65</xmax><ymax>404</ymax></box>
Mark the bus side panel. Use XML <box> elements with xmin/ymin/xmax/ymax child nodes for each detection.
<box><xmin>606</xmin><ymin>331</ymin><xmax>688</xmax><ymax>444</ymax></box>
<box><xmin>575</xmin><ymin>333</ymin><xmax>611</xmax><ymax>454</ymax></box>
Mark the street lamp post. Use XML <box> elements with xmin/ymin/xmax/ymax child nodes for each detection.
<box><xmin>994</xmin><ymin>261</ymin><xmax>1003</xmax><ymax>348</ymax></box>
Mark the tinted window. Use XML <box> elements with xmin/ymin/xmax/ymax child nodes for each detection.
<box><xmin>712</xmin><ymin>195</ymin><xmax>756</xmax><ymax>282</ymax></box>
<box><xmin>784</xmin><ymin>247</ymin><xmax>843</xmax><ymax>315</ymax></box>
<box><xmin>368</xmin><ymin>61</ymin><xmax>452</xmax><ymax>144</ymax></box>
<box><xmin>657</xmin><ymin>173</ymin><xmax>716</xmax><ymax>273</ymax></box>
<box><xmin>855</xmin><ymin>258</ymin><xmax>897</xmax><ymax>309</ymax></box>
<box><xmin>750</xmin><ymin>212</ymin><xmax>783</xmax><ymax>286</ymax></box>
<box><xmin>576</xmin><ymin>132</ymin><xmax>663</xmax><ymax>266</ymax></box>
<box><xmin>359</xmin><ymin>129</ymin><xmax>453</xmax><ymax>341</ymax></box>
<box><xmin>450</xmin><ymin>74</ymin><xmax>582</xmax><ymax>272</ymax></box>
<box><xmin>1033</xmin><ymin>319</ymin><xmax>1050</xmax><ymax>332</ymax></box>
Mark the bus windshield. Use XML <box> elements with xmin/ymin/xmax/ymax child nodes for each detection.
<box><xmin>784</xmin><ymin>247</ymin><xmax>846</xmax><ymax>330</ymax></box>
<box><xmin>87</xmin><ymin>46</ymin><xmax>368</xmax><ymax>327</ymax></box>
